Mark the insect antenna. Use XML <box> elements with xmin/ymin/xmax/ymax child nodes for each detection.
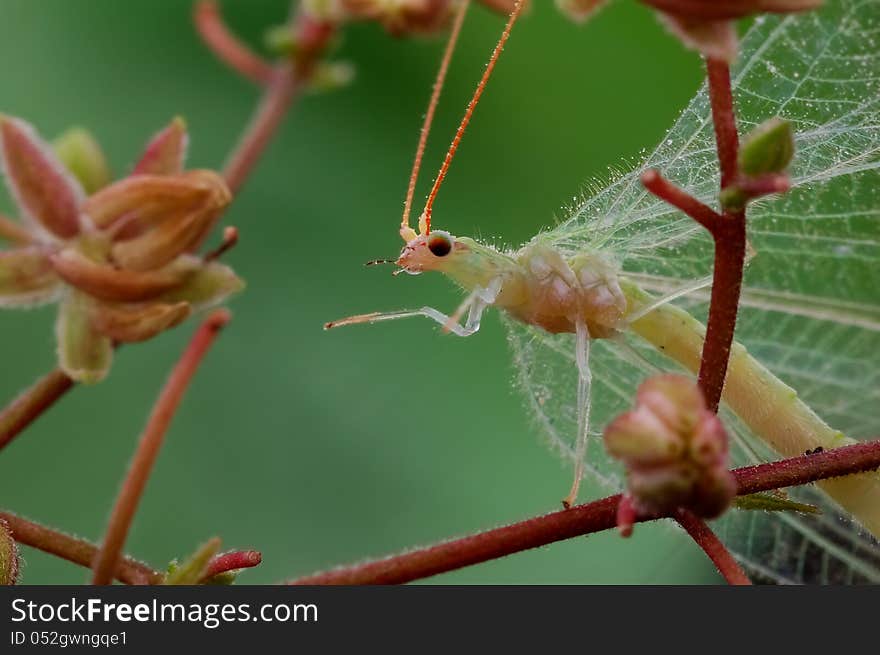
<box><xmin>400</xmin><ymin>0</ymin><xmax>472</xmax><ymax>243</ymax></box>
<box><xmin>419</xmin><ymin>0</ymin><xmax>525</xmax><ymax>236</ymax></box>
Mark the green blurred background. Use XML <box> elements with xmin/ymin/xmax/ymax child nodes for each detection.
<box><xmin>0</xmin><ymin>0</ymin><xmax>720</xmax><ymax>583</ymax></box>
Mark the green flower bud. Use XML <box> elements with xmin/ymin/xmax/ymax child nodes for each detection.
<box><xmin>53</xmin><ymin>128</ymin><xmax>112</xmax><ymax>194</ymax></box>
<box><xmin>738</xmin><ymin>117</ymin><xmax>795</xmax><ymax>176</ymax></box>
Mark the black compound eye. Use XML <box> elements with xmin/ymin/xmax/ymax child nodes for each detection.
<box><xmin>427</xmin><ymin>232</ymin><xmax>453</xmax><ymax>257</ymax></box>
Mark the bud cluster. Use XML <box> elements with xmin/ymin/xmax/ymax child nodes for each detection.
<box><xmin>604</xmin><ymin>375</ymin><xmax>737</xmax><ymax>523</ymax></box>
<box><xmin>0</xmin><ymin>116</ymin><xmax>244</xmax><ymax>383</ymax></box>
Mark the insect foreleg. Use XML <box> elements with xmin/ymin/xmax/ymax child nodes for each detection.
<box><xmin>563</xmin><ymin>318</ymin><xmax>593</xmax><ymax>509</ymax></box>
<box><xmin>442</xmin><ymin>277</ymin><xmax>503</xmax><ymax>335</ymax></box>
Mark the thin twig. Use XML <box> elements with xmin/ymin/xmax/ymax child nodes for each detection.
<box><xmin>91</xmin><ymin>310</ymin><xmax>231</xmax><ymax>585</ymax></box>
<box><xmin>194</xmin><ymin>0</ymin><xmax>274</xmax><ymax>85</ymax></box>
<box><xmin>698</xmin><ymin>214</ymin><xmax>746</xmax><ymax>412</ymax></box>
<box><xmin>697</xmin><ymin>57</ymin><xmax>748</xmax><ymax>412</ymax></box>
<box><xmin>222</xmin><ymin>64</ymin><xmax>302</xmax><ymax>197</ymax></box>
<box><xmin>706</xmin><ymin>57</ymin><xmax>739</xmax><ymax>189</ymax></box>
<box><xmin>0</xmin><ymin>512</ymin><xmax>161</xmax><ymax>585</ymax></box>
<box><xmin>642</xmin><ymin>57</ymin><xmax>747</xmax><ymax>413</ymax></box>
<box><xmin>0</xmin><ymin>370</ymin><xmax>74</xmax><ymax>452</ymax></box>
<box><xmin>216</xmin><ymin>8</ymin><xmax>336</xmax><ymax>204</ymax></box>
<box><xmin>674</xmin><ymin>508</ymin><xmax>751</xmax><ymax>585</ymax></box>
<box><xmin>204</xmin><ymin>225</ymin><xmax>240</xmax><ymax>262</ymax></box>
<box><xmin>641</xmin><ymin>169</ymin><xmax>720</xmax><ymax>231</ymax></box>
<box><xmin>289</xmin><ymin>438</ymin><xmax>880</xmax><ymax>584</ymax></box>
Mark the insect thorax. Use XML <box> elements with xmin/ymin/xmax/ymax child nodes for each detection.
<box><xmin>503</xmin><ymin>243</ymin><xmax>627</xmax><ymax>338</ymax></box>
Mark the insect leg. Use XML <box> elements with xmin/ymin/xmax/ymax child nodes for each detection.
<box><xmin>563</xmin><ymin>318</ymin><xmax>592</xmax><ymax>509</ymax></box>
<box><xmin>442</xmin><ymin>277</ymin><xmax>503</xmax><ymax>333</ymax></box>
<box><xmin>325</xmin><ymin>278</ymin><xmax>503</xmax><ymax>336</ymax></box>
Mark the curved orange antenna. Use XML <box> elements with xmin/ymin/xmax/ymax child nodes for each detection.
<box><xmin>401</xmin><ymin>0</ymin><xmax>471</xmax><ymax>243</ymax></box>
<box><xmin>419</xmin><ymin>0</ymin><xmax>525</xmax><ymax>236</ymax></box>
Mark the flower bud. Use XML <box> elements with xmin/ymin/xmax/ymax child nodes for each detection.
<box><xmin>0</xmin><ymin>116</ymin><xmax>86</xmax><ymax>240</ymax></box>
<box><xmin>0</xmin><ymin>246</ymin><xmax>60</xmax><ymax>307</ymax></box>
<box><xmin>49</xmin><ymin>248</ymin><xmax>189</xmax><ymax>302</ymax></box>
<box><xmin>656</xmin><ymin>13</ymin><xmax>738</xmax><ymax>63</ymax></box>
<box><xmin>307</xmin><ymin>61</ymin><xmax>356</xmax><ymax>94</ymax></box>
<box><xmin>90</xmin><ymin>300</ymin><xmax>191</xmax><ymax>343</ymax></box>
<box><xmin>738</xmin><ymin>117</ymin><xmax>794</xmax><ymax>176</ymax></box>
<box><xmin>341</xmin><ymin>0</ymin><xmax>455</xmax><ymax>36</ymax></box>
<box><xmin>53</xmin><ymin>128</ymin><xmax>112</xmax><ymax>194</ymax></box>
<box><xmin>133</xmin><ymin>117</ymin><xmax>188</xmax><ymax>176</ymax></box>
<box><xmin>604</xmin><ymin>375</ymin><xmax>736</xmax><ymax>519</ymax></box>
<box><xmin>0</xmin><ymin>518</ymin><xmax>19</xmax><ymax>585</ymax></box>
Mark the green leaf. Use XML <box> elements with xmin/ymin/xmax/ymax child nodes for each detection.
<box><xmin>53</xmin><ymin>127</ymin><xmax>111</xmax><ymax>194</ymax></box>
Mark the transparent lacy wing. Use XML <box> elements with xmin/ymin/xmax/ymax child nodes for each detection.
<box><xmin>503</xmin><ymin>313</ymin><xmax>880</xmax><ymax>584</ymax></box>
<box><xmin>505</xmin><ymin>0</ymin><xmax>880</xmax><ymax>583</ymax></box>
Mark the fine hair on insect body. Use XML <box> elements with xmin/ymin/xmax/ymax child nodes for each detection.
<box><xmin>325</xmin><ymin>0</ymin><xmax>880</xmax><ymax>568</ymax></box>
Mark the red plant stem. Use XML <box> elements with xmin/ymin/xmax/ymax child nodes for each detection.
<box><xmin>219</xmin><ymin>13</ymin><xmax>336</xmax><ymax>202</ymax></box>
<box><xmin>204</xmin><ymin>225</ymin><xmax>240</xmax><ymax>262</ymax></box>
<box><xmin>674</xmin><ymin>508</ymin><xmax>751</xmax><ymax>585</ymax></box>
<box><xmin>641</xmin><ymin>169</ymin><xmax>720</xmax><ymax>230</ymax></box>
<box><xmin>706</xmin><ymin>58</ymin><xmax>739</xmax><ymax>189</ymax></box>
<box><xmin>698</xmin><ymin>215</ymin><xmax>746</xmax><ymax>412</ymax></box>
<box><xmin>194</xmin><ymin>1</ymin><xmax>274</xmax><ymax>85</ymax></box>
<box><xmin>0</xmin><ymin>512</ymin><xmax>161</xmax><ymax>585</ymax></box>
<box><xmin>222</xmin><ymin>64</ymin><xmax>302</xmax><ymax>197</ymax></box>
<box><xmin>91</xmin><ymin>310</ymin><xmax>231</xmax><ymax>585</ymax></box>
<box><xmin>201</xmin><ymin>550</ymin><xmax>263</xmax><ymax>582</ymax></box>
<box><xmin>695</xmin><ymin>57</ymin><xmax>747</xmax><ymax>413</ymax></box>
<box><xmin>0</xmin><ymin>370</ymin><xmax>73</xmax><ymax>452</ymax></box>
<box><xmin>289</xmin><ymin>438</ymin><xmax>880</xmax><ymax>585</ymax></box>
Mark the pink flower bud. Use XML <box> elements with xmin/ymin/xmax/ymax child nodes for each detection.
<box><xmin>341</xmin><ymin>0</ymin><xmax>455</xmax><ymax>36</ymax></box>
<box><xmin>0</xmin><ymin>117</ymin><xmax>86</xmax><ymax>240</ymax></box>
<box><xmin>604</xmin><ymin>375</ymin><xmax>736</xmax><ymax>519</ymax></box>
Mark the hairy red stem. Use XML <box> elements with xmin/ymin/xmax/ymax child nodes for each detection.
<box><xmin>91</xmin><ymin>310</ymin><xmax>231</xmax><ymax>585</ymax></box>
<box><xmin>289</xmin><ymin>438</ymin><xmax>880</xmax><ymax>585</ymax></box>
<box><xmin>218</xmin><ymin>11</ymin><xmax>336</xmax><ymax>204</ymax></box>
<box><xmin>706</xmin><ymin>58</ymin><xmax>739</xmax><ymax>189</ymax></box>
<box><xmin>698</xmin><ymin>58</ymin><xmax>747</xmax><ymax>412</ymax></box>
<box><xmin>674</xmin><ymin>509</ymin><xmax>751</xmax><ymax>584</ymax></box>
<box><xmin>641</xmin><ymin>169</ymin><xmax>720</xmax><ymax>230</ymax></box>
<box><xmin>222</xmin><ymin>64</ymin><xmax>302</xmax><ymax>197</ymax></box>
<box><xmin>0</xmin><ymin>512</ymin><xmax>161</xmax><ymax>585</ymax></box>
<box><xmin>194</xmin><ymin>1</ymin><xmax>274</xmax><ymax>85</ymax></box>
<box><xmin>0</xmin><ymin>370</ymin><xmax>74</xmax><ymax>452</ymax></box>
<box><xmin>698</xmin><ymin>215</ymin><xmax>746</xmax><ymax>412</ymax></box>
